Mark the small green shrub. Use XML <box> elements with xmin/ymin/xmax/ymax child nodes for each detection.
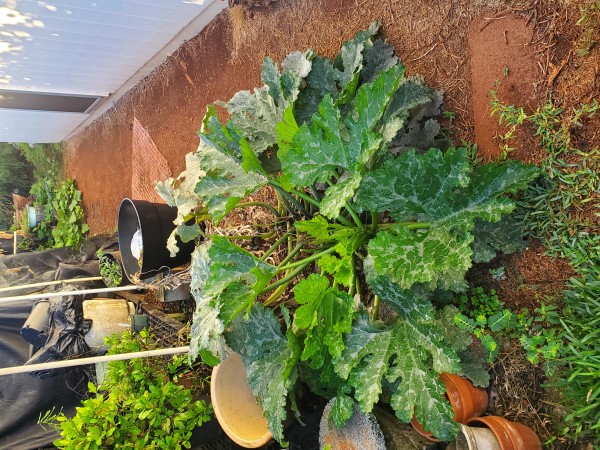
<box><xmin>455</xmin><ymin>288</ymin><xmax>565</xmax><ymax>370</ymax></box>
<box><xmin>40</xmin><ymin>329</ymin><xmax>212</xmax><ymax>450</ymax></box>
<box><xmin>31</xmin><ymin>179</ymin><xmax>89</xmax><ymax>249</ymax></box>
<box><xmin>13</xmin><ymin>142</ymin><xmax>62</xmax><ymax>182</ymax></box>
<box><xmin>455</xmin><ymin>288</ymin><xmax>512</xmax><ymax>362</ymax></box>
<box><xmin>97</xmin><ymin>250</ymin><xmax>123</xmax><ymax>287</ymax></box>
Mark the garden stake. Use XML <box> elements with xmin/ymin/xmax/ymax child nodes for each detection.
<box><xmin>0</xmin><ymin>345</ymin><xmax>189</xmax><ymax>377</ymax></box>
<box><xmin>0</xmin><ymin>276</ymin><xmax>104</xmax><ymax>293</ymax></box>
<box><xmin>0</xmin><ymin>285</ymin><xmax>140</xmax><ymax>303</ymax></box>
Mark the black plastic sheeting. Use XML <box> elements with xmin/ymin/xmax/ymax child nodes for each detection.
<box><xmin>24</xmin><ymin>286</ymin><xmax>93</xmax><ymax>380</ymax></box>
<box><xmin>0</xmin><ymin>237</ymin><xmax>115</xmax><ymax>449</ymax></box>
<box><xmin>0</xmin><ymin>300</ymin><xmax>81</xmax><ymax>449</ymax></box>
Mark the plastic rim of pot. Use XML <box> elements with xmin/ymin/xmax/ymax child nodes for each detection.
<box><xmin>117</xmin><ymin>198</ymin><xmax>196</xmax><ymax>282</ymax></box>
<box><xmin>210</xmin><ymin>352</ymin><xmax>272</xmax><ymax>448</ymax></box>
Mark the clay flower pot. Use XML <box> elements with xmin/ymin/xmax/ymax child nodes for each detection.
<box><xmin>411</xmin><ymin>373</ymin><xmax>489</xmax><ymax>441</ymax></box>
<box><xmin>210</xmin><ymin>353</ymin><xmax>272</xmax><ymax>448</ymax></box>
<box><xmin>466</xmin><ymin>416</ymin><xmax>542</xmax><ymax>450</ymax></box>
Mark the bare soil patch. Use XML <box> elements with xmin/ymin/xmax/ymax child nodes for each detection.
<box><xmin>469</xmin><ymin>13</ymin><xmax>542</xmax><ymax>160</ymax></box>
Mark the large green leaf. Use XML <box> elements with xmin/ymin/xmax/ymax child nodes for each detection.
<box><xmin>188</xmin><ymin>242</ymin><xmax>227</xmax><ymax>363</ymax></box>
<box><xmin>278</xmin><ymin>65</ymin><xmax>405</xmax><ymax>218</ymax></box>
<box><xmin>226</xmin><ymin>304</ymin><xmax>300</xmax><ymax>445</ymax></box>
<box><xmin>220</xmin><ymin>51</ymin><xmax>312</xmax><ymax>155</ymax></box>
<box><xmin>205</xmin><ymin>236</ymin><xmax>276</xmax><ymax>325</ymax></box>
<box><xmin>368</xmin><ymin>224</ymin><xmax>473</xmax><ymax>291</ymax></box>
<box><xmin>333</xmin><ymin>310</ymin><xmax>460</xmax><ymax>441</ymax></box>
<box><xmin>193</xmin><ymin>136</ymin><xmax>267</xmax><ymax>223</ymax></box>
<box><xmin>358</xmin><ymin>148</ymin><xmax>539</xmax><ymax>228</ymax></box>
<box><xmin>357</xmin><ymin>147</ymin><xmax>469</xmax><ymax>220</ymax></box>
<box><xmin>293</xmin><ymin>274</ymin><xmax>355</xmax><ymax>368</ymax></box>
<box><xmin>188</xmin><ymin>238</ymin><xmax>276</xmax><ymax>363</ymax></box>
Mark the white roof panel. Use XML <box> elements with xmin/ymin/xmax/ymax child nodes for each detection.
<box><xmin>0</xmin><ymin>0</ymin><xmax>225</xmax><ymax>142</ymax></box>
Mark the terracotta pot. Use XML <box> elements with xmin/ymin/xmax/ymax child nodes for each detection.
<box><xmin>441</xmin><ymin>373</ymin><xmax>488</xmax><ymax>422</ymax></box>
<box><xmin>210</xmin><ymin>353</ymin><xmax>272</xmax><ymax>448</ymax></box>
<box><xmin>410</xmin><ymin>373</ymin><xmax>489</xmax><ymax>441</ymax></box>
<box><xmin>466</xmin><ymin>416</ymin><xmax>542</xmax><ymax>450</ymax></box>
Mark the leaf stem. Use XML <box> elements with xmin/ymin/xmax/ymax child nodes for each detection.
<box><xmin>264</xmin><ymin>276</ymin><xmax>292</xmax><ymax>306</ymax></box>
<box><xmin>278</xmin><ymin>240</ymin><xmax>305</xmax><ymax>266</ymax></box>
<box><xmin>370</xmin><ymin>211</ymin><xmax>378</xmax><ymax>233</ymax></box>
<box><xmin>277</xmin><ymin>245</ymin><xmax>336</xmax><ymax>272</ymax></box>
<box><xmin>336</xmin><ymin>215</ymin><xmax>355</xmax><ymax>228</ymax></box>
<box><xmin>272</xmin><ymin>185</ymin><xmax>309</xmax><ymax>217</ymax></box>
<box><xmin>372</xmin><ymin>295</ymin><xmax>380</xmax><ymax>321</ymax></box>
<box><xmin>345</xmin><ymin>204</ymin><xmax>363</xmax><ymax>228</ymax></box>
<box><xmin>349</xmin><ymin>256</ymin><xmax>357</xmax><ymax>297</ymax></box>
<box><xmin>260</xmin><ymin>232</ymin><xmax>292</xmax><ymax>261</ymax></box>
<box><xmin>259</xmin><ymin>264</ymin><xmax>308</xmax><ymax>295</ymax></box>
<box><xmin>235</xmin><ymin>201</ymin><xmax>282</xmax><ymax>218</ymax></box>
<box><xmin>377</xmin><ymin>222</ymin><xmax>431</xmax><ymax>231</ymax></box>
<box><xmin>269</xmin><ymin>180</ymin><xmax>321</xmax><ymax>208</ymax></box>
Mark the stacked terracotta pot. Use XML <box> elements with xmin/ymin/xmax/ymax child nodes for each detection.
<box><xmin>411</xmin><ymin>373</ymin><xmax>542</xmax><ymax>450</ymax></box>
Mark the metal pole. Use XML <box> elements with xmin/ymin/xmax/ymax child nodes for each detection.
<box><xmin>0</xmin><ymin>346</ymin><xmax>190</xmax><ymax>377</ymax></box>
<box><xmin>0</xmin><ymin>285</ymin><xmax>140</xmax><ymax>303</ymax></box>
<box><xmin>0</xmin><ymin>276</ymin><xmax>104</xmax><ymax>294</ymax></box>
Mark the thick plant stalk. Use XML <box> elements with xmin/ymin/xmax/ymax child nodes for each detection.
<box><xmin>0</xmin><ymin>346</ymin><xmax>189</xmax><ymax>377</ymax></box>
<box><xmin>0</xmin><ymin>285</ymin><xmax>140</xmax><ymax>303</ymax></box>
<box><xmin>0</xmin><ymin>277</ymin><xmax>104</xmax><ymax>293</ymax></box>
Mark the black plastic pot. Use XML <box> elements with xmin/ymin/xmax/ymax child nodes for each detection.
<box><xmin>117</xmin><ymin>198</ymin><xmax>195</xmax><ymax>282</ymax></box>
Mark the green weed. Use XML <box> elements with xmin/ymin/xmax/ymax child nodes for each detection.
<box><xmin>491</xmin><ymin>92</ymin><xmax>600</xmax><ymax>443</ymax></box>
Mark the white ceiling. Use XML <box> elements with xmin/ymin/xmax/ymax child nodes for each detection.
<box><xmin>0</xmin><ymin>0</ymin><xmax>226</xmax><ymax>142</ymax></box>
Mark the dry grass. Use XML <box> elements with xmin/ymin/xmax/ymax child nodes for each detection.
<box><xmin>488</xmin><ymin>344</ymin><xmax>566</xmax><ymax>445</ymax></box>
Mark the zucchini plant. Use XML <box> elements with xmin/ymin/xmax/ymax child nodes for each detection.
<box><xmin>157</xmin><ymin>22</ymin><xmax>538</xmax><ymax>443</ymax></box>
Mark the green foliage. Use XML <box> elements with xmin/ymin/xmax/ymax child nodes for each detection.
<box><xmin>471</xmin><ymin>214</ymin><xmax>527</xmax><ymax>263</ymax></box>
<box><xmin>455</xmin><ymin>288</ymin><xmax>511</xmax><ymax>362</ymax></box>
<box><xmin>556</xmin><ymin>271</ymin><xmax>600</xmax><ymax>443</ymax></box>
<box><xmin>335</xmin><ymin>310</ymin><xmax>460</xmax><ymax>441</ymax></box>
<box><xmin>40</xmin><ymin>330</ymin><xmax>212</xmax><ymax>449</ymax></box>
<box><xmin>13</xmin><ymin>142</ymin><xmax>62</xmax><ymax>182</ymax></box>
<box><xmin>0</xmin><ymin>143</ymin><xmax>34</xmax><ymax>229</ymax></box>
<box><xmin>97</xmin><ymin>250</ymin><xmax>123</xmax><ymax>287</ymax></box>
<box><xmin>49</xmin><ymin>179</ymin><xmax>90</xmax><ymax>249</ymax></box>
<box><xmin>491</xmin><ymin>93</ymin><xmax>599</xmax><ymax>441</ymax></box>
<box><xmin>293</xmin><ymin>274</ymin><xmax>355</xmax><ymax>368</ymax></box>
<box><xmin>158</xmin><ymin>23</ymin><xmax>537</xmax><ymax>443</ymax></box>
<box><xmin>226</xmin><ymin>304</ymin><xmax>300</xmax><ymax>444</ymax></box>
